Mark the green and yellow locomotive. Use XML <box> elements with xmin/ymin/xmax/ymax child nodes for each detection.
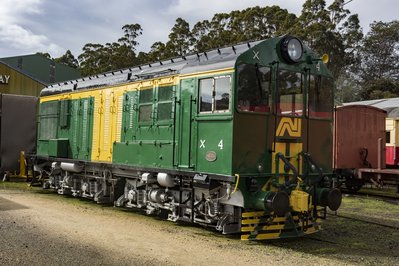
<box><xmin>35</xmin><ymin>35</ymin><xmax>341</xmax><ymax>240</ymax></box>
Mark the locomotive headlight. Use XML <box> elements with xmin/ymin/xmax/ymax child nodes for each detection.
<box><xmin>279</xmin><ymin>35</ymin><xmax>303</xmax><ymax>64</ymax></box>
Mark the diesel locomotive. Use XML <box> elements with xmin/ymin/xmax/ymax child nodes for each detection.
<box><xmin>33</xmin><ymin>35</ymin><xmax>342</xmax><ymax>240</ymax></box>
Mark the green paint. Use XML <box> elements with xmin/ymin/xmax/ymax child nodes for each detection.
<box><xmin>113</xmin><ymin>85</ymin><xmax>176</xmax><ymax>169</ymax></box>
<box><xmin>37</xmin><ymin>97</ymin><xmax>94</xmax><ymax>160</ymax></box>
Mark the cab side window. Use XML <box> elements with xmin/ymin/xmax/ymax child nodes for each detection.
<box><xmin>199</xmin><ymin>76</ymin><xmax>230</xmax><ymax>113</ymax></box>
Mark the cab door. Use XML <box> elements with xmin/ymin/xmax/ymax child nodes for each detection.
<box><xmin>175</xmin><ymin>78</ymin><xmax>196</xmax><ymax>169</ymax></box>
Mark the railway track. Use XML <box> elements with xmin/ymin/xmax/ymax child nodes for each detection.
<box><xmin>332</xmin><ymin>212</ymin><xmax>399</xmax><ymax>230</ymax></box>
<box><xmin>341</xmin><ymin>187</ymin><xmax>399</xmax><ymax>204</ymax></box>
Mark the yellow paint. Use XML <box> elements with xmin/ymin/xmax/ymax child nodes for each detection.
<box><xmin>241</xmin><ymin>211</ymin><xmax>265</xmax><ymax>218</ymax></box>
<box><xmin>241</xmin><ymin>214</ymin><xmax>299</xmax><ymax>224</ymax></box>
<box><xmin>91</xmin><ymin>86</ymin><xmax>126</xmax><ymax>162</ymax></box>
<box><xmin>232</xmin><ymin>174</ymin><xmax>240</xmax><ymax>194</ymax></box>
<box><xmin>91</xmin><ymin>90</ymin><xmax>103</xmax><ymax>161</ymax></box>
<box><xmin>40</xmin><ymin>75</ymin><xmax>180</xmax><ymax>103</ymax></box>
<box><xmin>271</xmin><ymin>142</ymin><xmax>303</xmax><ymax>179</ymax></box>
<box><xmin>19</xmin><ymin>151</ymin><xmax>27</xmax><ymax>177</ymax></box>
<box><xmin>115</xmin><ymin>92</ymin><xmax>124</xmax><ymax>142</ymax></box>
<box><xmin>271</xmin><ymin>117</ymin><xmax>303</xmax><ymax>186</ymax></box>
<box><xmin>290</xmin><ymin>190</ymin><xmax>310</xmax><ymax>212</ymax></box>
<box><xmin>276</xmin><ymin>117</ymin><xmax>301</xmax><ymax>137</ymax></box>
<box><xmin>241</xmin><ymin>224</ymin><xmax>287</xmax><ymax>232</ymax></box>
<box><xmin>180</xmin><ymin>68</ymin><xmax>233</xmax><ymax>79</ymax></box>
<box><xmin>241</xmin><ymin>211</ymin><xmax>321</xmax><ymax>240</ymax></box>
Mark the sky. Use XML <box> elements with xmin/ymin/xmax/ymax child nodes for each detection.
<box><xmin>0</xmin><ymin>0</ymin><xmax>397</xmax><ymax>59</ymax></box>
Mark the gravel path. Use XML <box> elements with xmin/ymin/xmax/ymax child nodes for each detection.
<box><xmin>0</xmin><ymin>187</ymin><xmax>398</xmax><ymax>265</ymax></box>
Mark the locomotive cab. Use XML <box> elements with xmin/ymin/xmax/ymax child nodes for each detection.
<box><xmin>233</xmin><ymin>35</ymin><xmax>341</xmax><ymax>239</ymax></box>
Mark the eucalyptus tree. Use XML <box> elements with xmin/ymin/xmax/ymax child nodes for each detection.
<box><xmin>78</xmin><ymin>24</ymin><xmax>143</xmax><ymax>76</ymax></box>
<box><xmin>291</xmin><ymin>0</ymin><xmax>363</xmax><ymax>79</ymax></box>
<box><xmin>54</xmin><ymin>50</ymin><xmax>79</xmax><ymax>69</ymax></box>
<box><xmin>358</xmin><ymin>20</ymin><xmax>399</xmax><ymax>99</ymax></box>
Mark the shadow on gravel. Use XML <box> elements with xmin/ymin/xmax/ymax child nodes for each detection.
<box><xmin>0</xmin><ymin>196</ymin><xmax>29</xmax><ymax>211</ymax></box>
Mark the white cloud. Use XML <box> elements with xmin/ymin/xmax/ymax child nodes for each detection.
<box><xmin>0</xmin><ymin>0</ymin><xmax>43</xmax><ymax>21</ymax></box>
<box><xmin>0</xmin><ymin>0</ymin><xmax>63</xmax><ymax>57</ymax></box>
<box><xmin>163</xmin><ymin>0</ymin><xmax>303</xmax><ymax>23</ymax></box>
<box><xmin>0</xmin><ymin>0</ymin><xmax>397</xmax><ymax>58</ymax></box>
<box><xmin>0</xmin><ymin>25</ymin><xmax>63</xmax><ymax>55</ymax></box>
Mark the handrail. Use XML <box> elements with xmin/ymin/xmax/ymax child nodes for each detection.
<box><xmin>299</xmin><ymin>152</ymin><xmax>323</xmax><ymax>185</ymax></box>
<box><xmin>274</xmin><ymin>152</ymin><xmax>298</xmax><ymax>188</ymax></box>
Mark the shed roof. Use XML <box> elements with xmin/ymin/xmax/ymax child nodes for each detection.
<box><xmin>0</xmin><ymin>54</ymin><xmax>80</xmax><ymax>85</ymax></box>
<box><xmin>0</xmin><ymin>60</ymin><xmax>46</xmax><ymax>85</ymax></box>
<box><xmin>343</xmin><ymin>97</ymin><xmax>399</xmax><ymax>118</ymax></box>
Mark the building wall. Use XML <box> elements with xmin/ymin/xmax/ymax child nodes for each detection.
<box><xmin>0</xmin><ymin>63</ymin><xmax>45</xmax><ymax>96</ymax></box>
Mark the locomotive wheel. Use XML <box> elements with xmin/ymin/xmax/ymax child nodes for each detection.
<box><xmin>345</xmin><ymin>175</ymin><xmax>363</xmax><ymax>193</ymax></box>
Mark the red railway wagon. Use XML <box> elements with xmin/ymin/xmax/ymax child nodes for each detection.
<box><xmin>334</xmin><ymin>105</ymin><xmax>388</xmax><ymax>191</ymax></box>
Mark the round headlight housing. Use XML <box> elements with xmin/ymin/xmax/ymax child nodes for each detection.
<box><xmin>279</xmin><ymin>35</ymin><xmax>303</xmax><ymax>64</ymax></box>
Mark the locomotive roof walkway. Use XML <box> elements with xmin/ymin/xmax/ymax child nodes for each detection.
<box><xmin>41</xmin><ymin>39</ymin><xmax>263</xmax><ymax>97</ymax></box>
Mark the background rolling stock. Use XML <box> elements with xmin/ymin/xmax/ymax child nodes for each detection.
<box><xmin>0</xmin><ymin>94</ymin><xmax>38</xmax><ymax>178</ymax></box>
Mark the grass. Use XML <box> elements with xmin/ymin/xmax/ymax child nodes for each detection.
<box><xmin>358</xmin><ymin>186</ymin><xmax>399</xmax><ymax>198</ymax></box>
<box><xmin>0</xmin><ymin>179</ymin><xmax>40</xmax><ymax>191</ymax></box>
<box><xmin>338</xmin><ymin>195</ymin><xmax>399</xmax><ymax>223</ymax></box>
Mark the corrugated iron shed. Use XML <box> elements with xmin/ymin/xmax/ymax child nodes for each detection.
<box><xmin>344</xmin><ymin>97</ymin><xmax>399</xmax><ymax>118</ymax></box>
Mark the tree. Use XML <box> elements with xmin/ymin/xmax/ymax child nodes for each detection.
<box><xmin>54</xmin><ymin>50</ymin><xmax>79</xmax><ymax>69</ymax></box>
<box><xmin>119</xmin><ymin>24</ymin><xmax>142</xmax><ymax>48</ymax></box>
<box><xmin>145</xmin><ymin>42</ymin><xmax>168</xmax><ymax>62</ymax></box>
<box><xmin>165</xmin><ymin>18</ymin><xmax>193</xmax><ymax>57</ymax></box>
<box><xmin>335</xmin><ymin>72</ymin><xmax>362</xmax><ymax>103</ymax></box>
<box><xmin>358</xmin><ymin>20</ymin><xmax>399</xmax><ymax>100</ymax></box>
<box><xmin>291</xmin><ymin>0</ymin><xmax>363</xmax><ymax>79</ymax></box>
<box><xmin>78</xmin><ymin>24</ymin><xmax>143</xmax><ymax>76</ymax></box>
<box><xmin>191</xmin><ymin>6</ymin><xmax>295</xmax><ymax>51</ymax></box>
<box><xmin>78</xmin><ymin>43</ymin><xmax>106</xmax><ymax>76</ymax></box>
<box><xmin>36</xmin><ymin>52</ymin><xmax>51</xmax><ymax>59</ymax></box>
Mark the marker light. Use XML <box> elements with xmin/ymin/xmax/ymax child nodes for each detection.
<box><xmin>322</xmin><ymin>54</ymin><xmax>329</xmax><ymax>64</ymax></box>
<box><xmin>279</xmin><ymin>35</ymin><xmax>304</xmax><ymax>64</ymax></box>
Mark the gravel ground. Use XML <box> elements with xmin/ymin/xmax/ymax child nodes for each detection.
<box><xmin>0</xmin><ymin>183</ymin><xmax>398</xmax><ymax>265</ymax></box>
